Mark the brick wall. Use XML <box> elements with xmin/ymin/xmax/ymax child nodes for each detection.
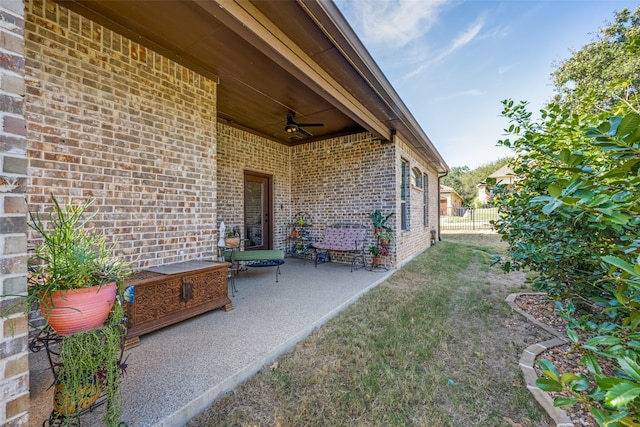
<box><xmin>289</xmin><ymin>134</ymin><xmax>397</xmax><ymax>264</ymax></box>
<box><xmin>395</xmin><ymin>137</ymin><xmax>440</xmax><ymax>265</ymax></box>
<box><xmin>21</xmin><ymin>0</ymin><xmax>441</xmax><ymax>277</ymax></box>
<box><xmin>0</xmin><ymin>0</ymin><xmax>29</xmax><ymax>424</ymax></box>
<box><xmin>216</xmin><ymin>123</ymin><xmax>291</xmax><ymax>248</ymax></box>
<box><xmin>216</xmin><ymin>129</ymin><xmax>439</xmax><ymax>267</ymax></box>
<box><xmin>216</xmin><ymin>128</ymin><xmax>398</xmax><ymax>263</ymax></box>
<box><xmin>24</xmin><ymin>0</ymin><xmax>218</xmax><ymax>269</ymax></box>
<box><xmin>289</xmin><ymin>133</ymin><xmax>441</xmax><ymax>267</ymax></box>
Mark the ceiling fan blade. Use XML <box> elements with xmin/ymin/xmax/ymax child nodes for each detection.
<box><xmin>280</xmin><ymin>112</ymin><xmax>323</xmax><ymax>137</ymax></box>
<box><xmin>299</xmin><ymin>127</ymin><xmax>313</xmax><ymax>137</ymax></box>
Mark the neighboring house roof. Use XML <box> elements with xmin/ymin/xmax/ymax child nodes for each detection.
<box><xmin>60</xmin><ymin>0</ymin><xmax>448</xmax><ymax>174</ymax></box>
<box><xmin>477</xmin><ymin>165</ymin><xmax>515</xmax><ymax>203</ymax></box>
<box><xmin>489</xmin><ymin>165</ymin><xmax>515</xmax><ymax>180</ymax></box>
<box><xmin>478</xmin><ymin>165</ymin><xmax>516</xmax><ymax>187</ymax></box>
<box><xmin>440</xmin><ymin>185</ymin><xmax>462</xmax><ymax>199</ymax></box>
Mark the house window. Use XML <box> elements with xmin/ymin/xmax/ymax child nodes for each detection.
<box><xmin>411</xmin><ymin>167</ymin><xmax>422</xmax><ymax>188</ymax></box>
<box><xmin>423</xmin><ymin>173</ymin><xmax>429</xmax><ymax>226</ymax></box>
<box><xmin>401</xmin><ymin>159</ymin><xmax>410</xmax><ymax>231</ymax></box>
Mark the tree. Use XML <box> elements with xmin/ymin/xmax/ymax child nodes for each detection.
<box><xmin>440</xmin><ymin>166</ymin><xmax>469</xmax><ymax>194</ymax></box>
<box><xmin>495</xmin><ymin>6</ymin><xmax>640</xmax><ymax>300</ymax></box>
<box><xmin>441</xmin><ymin>158</ymin><xmax>511</xmax><ymax>206</ymax></box>
<box><xmin>552</xmin><ymin>6</ymin><xmax>640</xmax><ymax>116</ymax></box>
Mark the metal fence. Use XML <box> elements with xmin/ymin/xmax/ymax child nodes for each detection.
<box><xmin>440</xmin><ymin>207</ymin><xmax>499</xmax><ymax>231</ymax></box>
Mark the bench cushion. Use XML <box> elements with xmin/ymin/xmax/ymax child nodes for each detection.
<box><xmin>224</xmin><ymin>249</ymin><xmax>285</xmax><ymax>262</ymax></box>
<box><xmin>312</xmin><ymin>227</ymin><xmax>366</xmax><ymax>251</ymax></box>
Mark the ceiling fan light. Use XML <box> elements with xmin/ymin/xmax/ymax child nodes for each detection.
<box><xmin>285</xmin><ymin>124</ymin><xmax>297</xmax><ymax>133</ymax></box>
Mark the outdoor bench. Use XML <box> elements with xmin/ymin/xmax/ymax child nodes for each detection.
<box><xmin>224</xmin><ymin>249</ymin><xmax>285</xmax><ymax>285</ymax></box>
<box><xmin>310</xmin><ymin>223</ymin><xmax>367</xmax><ymax>271</ymax></box>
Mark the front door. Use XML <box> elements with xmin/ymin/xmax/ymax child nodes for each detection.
<box><xmin>244</xmin><ymin>172</ymin><xmax>272</xmax><ymax>250</ymax></box>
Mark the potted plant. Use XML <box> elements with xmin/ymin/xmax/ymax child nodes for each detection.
<box><xmin>27</xmin><ymin>195</ymin><xmax>131</xmax><ymax>336</ymax></box>
<box><xmin>369</xmin><ymin>209</ymin><xmax>394</xmax><ymax>234</ymax></box>
<box><xmin>368</xmin><ymin>245</ymin><xmax>382</xmax><ymax>266</ymax></box>
<box><xmin>22</xmin><ymin>195</ymin><xmax>131</xmax><ymax>424</ymax></box>
<box><xmin>378</xmin><ymin>231</ymin><xmax>394</xmax><ymax>246</ymax></box>
<box><xmin>50</xmin><ymin>323</ymin><xmax>128</xmax><ymax>424</ymax></box>
<box><xmin>225</xmin><ymin>229</ymin><xmax>240</xmax><ymax>247</ymax></box>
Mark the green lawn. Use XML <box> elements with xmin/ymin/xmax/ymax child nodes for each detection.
<box><xmin>188</xmin><ymin>233</ymin><xmax>551</xmax><ymax>427</ymax></box>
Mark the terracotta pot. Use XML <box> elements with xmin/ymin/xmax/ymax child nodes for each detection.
<box><xmin>372</xmin><ymin>256</ymin><xmax>382</xmax><ymax>266</ymax></box>
<box><xmin>39</xmin><ymin>282</ymin><xmax>117</xmax><ymax>336</ymax></box>
<box><xmin>379</xmin><ymin>239</ymin><xmax>390</xmax><ymax>246</ymax></box>
<box><xmin>53</xmin><ymin>382</ymin><xmax>102</xmax><ymax>415</ymax></box>
<box><xmin>225</xmin><ymin>237</ymin><xmax>240</xmax><ymax>247</ymax></box>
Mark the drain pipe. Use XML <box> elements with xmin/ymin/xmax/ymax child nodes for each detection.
<box><xmin>437</xmin><ymin>169</ymin><xmax>449</xmax><ymax>243</ymax></box>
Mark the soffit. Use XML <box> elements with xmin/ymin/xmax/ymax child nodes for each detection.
<box><xmin>55</xmin><ymin>0</ymin><xmax>374</xmax><ymax>145</ymax></box>
<box><xmin>54</xmin><ymin>0</ymin><xmax>448</xmax><ymax>172</ymax></box>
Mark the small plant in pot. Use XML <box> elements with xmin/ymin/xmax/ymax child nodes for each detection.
<box><xmin>51</xmin><ymin>323</ymin><xmax>128</xmax><ymax>424</ymax></box>
<box><xmin>369</xmin><ymin>209</ymin><xmax>394</xmax><ymax>235</ymax></box>
<box><xmin>369</xmin><ymin>245</ymin><xmax>382</xmax><ymax>265</ymax></box>
<box><xmin>25</xmin><ymin>195</ymin><xmax>131</xmax><ymax>424</ymax></box>
<box><xmin>377</xmin><ymin>231</ymin><xmax>394</xmax><ymax>246</ymax></box>
<box><xmin>225</xmin><ymin>229</ymin><xmax>241</xmax><ymax>247</ymax></box>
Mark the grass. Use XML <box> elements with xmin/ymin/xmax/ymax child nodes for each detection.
<box><xmin>187</xmin><ymin>233</ymin><xmax>551</xmax><ymax>427</ymax></box>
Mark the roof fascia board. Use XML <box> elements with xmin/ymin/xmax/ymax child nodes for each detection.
<box><xmin>304</xmin><ymin>1</ymin><xmax>449</xmax><ymax>174</ymax></box>
<box><xmin>203</xmin><ymin>0</ymin><xmax>391</xmax><ymax>141</ymax></box>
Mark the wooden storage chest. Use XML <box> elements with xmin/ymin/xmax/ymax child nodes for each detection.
<box><xmin>124</xmin><ymin>260</ymin><xmax>232</xmax><ymax>348</ymax></box>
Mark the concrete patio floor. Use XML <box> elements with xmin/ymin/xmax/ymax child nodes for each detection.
<box><xmin>28</xmin><ymin>257</ymin><xmax>394</xmax><ymax>426</ymax></box>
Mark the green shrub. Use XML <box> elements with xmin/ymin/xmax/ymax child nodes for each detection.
<box><xmin>494</xmin><ymin>106</ymin><xmax>640</xmax><ymax>425</ymax></box>
<box><xmin>493</xmin><ymin>8</ymin><xmax>640</xmax><ymax>424</ymax></box>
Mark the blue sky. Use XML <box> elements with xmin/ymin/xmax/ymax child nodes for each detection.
<box><xmin>334</xmin><ymin>0</ymin><xmax>638</xmax><ymax>169</ymax></box>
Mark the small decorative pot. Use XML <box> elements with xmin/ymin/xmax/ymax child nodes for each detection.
<box><xmin>53</xmin><ymin>382</ymin><xmax>103</xmax><ymax>415</ymax></box>
<box><xmin>225</xmin><ymin>237</ymin><xmax>240</xmax><ymax>247</ymax></box>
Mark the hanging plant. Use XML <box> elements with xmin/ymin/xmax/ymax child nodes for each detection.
<box><xmin>52</xmin><ymin>302</ymin><xmax>127</xmax><ymax>425</ymax></box>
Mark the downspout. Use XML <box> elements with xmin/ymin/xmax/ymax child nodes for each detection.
<box><xmin>437</xmin><ymin>168</ymin><xmax>449</xmax><ymax>242</ymax></box>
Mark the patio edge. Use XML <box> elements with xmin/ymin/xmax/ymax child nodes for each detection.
<box><xmin>156</xmin><ymin>269</ymin><xmax>396</xmax><ymax>427</ymax></box>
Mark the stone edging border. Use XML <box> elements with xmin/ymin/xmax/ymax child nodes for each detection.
<box><xmin>505</xmin><ymin>292</ymin><xmax>573</xmax><ymax>427</ymax></box>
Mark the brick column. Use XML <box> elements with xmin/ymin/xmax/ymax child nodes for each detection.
<box><xmin>0</xmin><ymin>0</ymin><xmax>29</xmax><ymax>425</ymax></box>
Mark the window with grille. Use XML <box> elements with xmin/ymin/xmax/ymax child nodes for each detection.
<box><xmin>401</xmin><ymin>159</ymin><xmax>410</xmax><ymax>231</ymax></box>
<box><xmin>423</xmin><ymin>173</ymin><xmax>429</xmax><ymax>226</ymax></box>
<box><xmin>411</xmin><ymin>167</ymin><xmax>422</xmax><ymax>188</ymax></box>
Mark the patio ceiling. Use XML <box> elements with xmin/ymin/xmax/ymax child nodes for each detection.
<box><xmin>56</xmin><ymin>0</ymin><xmax>449</xmax><ymax>174</ymax></box>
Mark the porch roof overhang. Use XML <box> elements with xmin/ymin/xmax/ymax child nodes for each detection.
<box><xmin>56</xmin><ymin>0</ymin><xmax>449</xmax><ymax>175</ymax></box>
